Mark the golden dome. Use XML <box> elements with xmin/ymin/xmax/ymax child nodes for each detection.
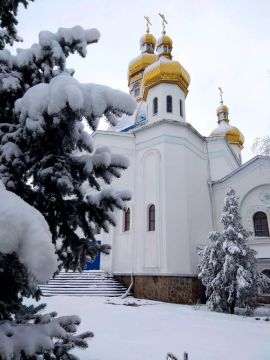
<box><xmin>211</xmin><ymin>121</ymin><xmax>245</xmax><ymax>147</ymax></box>
<box><xmin>156</xmin><ymin>34</ymin><xmax>173</xmax><ymax>60</ymax></box>
<box><xmin>128</xmin><ymin>53</ymin><xmax>158</xmax><ymax>87</ymax></box>
<box><xmin>216</xmin><ymin>104</ymin><xmax>229</xmax><ymax>115</ymax></box>
<box><xmin>211</xmin><ymin>90</ymin><xmax>244</xmax><ymax>147</ymax></box>
<box><xmin>156</xmin><ymin>34</ymin><xmax>173</xmax><ymax>48</ymax></box>
<box><xmin>128</xmin><ymin>29</ymin><xmax>158</xmax><ymax>91</ymax></box>
<box><xmin>140</xmin><ymin>33</ymin><xmax>156</xmax><ymax>47</ymax></box>
<box><xmin>227</xmin><ymin>127</ymin><xmax>245</xmax><ymax>147</ymax></box>
<box><xmin>142</xmin><ymin>57</ymin><xmax>190</xmax><ymax>100</ymax></box>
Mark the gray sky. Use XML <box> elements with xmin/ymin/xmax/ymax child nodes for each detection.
<box><xmin>15</xmin><ymin>0</ymin><xmax>270</xmax><ymax>161</ymax></box>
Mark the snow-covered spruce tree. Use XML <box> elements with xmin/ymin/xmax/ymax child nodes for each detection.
<box><xmin>0</xmin><ymin>181</ymin><xmax>93</xmax><ymax>359</ymax></box>
<box><xmin>0</xmin><ymin>12</ymin><xmax>136</xmax><ymax>270</ymax></box>
<box><xmin>198</xmin><ymin>187</ymin><xmax>268</xmax><ymax>314</ymax></box>
<box><xmin>0</xmin><ymin>2</ymin><xmax>136</xmax><ymax>358</ymax></box>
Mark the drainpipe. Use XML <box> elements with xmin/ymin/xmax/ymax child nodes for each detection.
<box><xmin>121</xmin><ymin>132</ymin><xmax>137</xmax><ymax>299</ymax></box>
<box><xmin>205</xmin><ymin>138</ymin><xmax>216</xmax><ymax>230</ymax></box>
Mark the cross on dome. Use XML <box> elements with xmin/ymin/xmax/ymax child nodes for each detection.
<box><xmin>216</xmin><ymin>86</ymin><xmax>229</xmax><ymax>120</ymax></box>
<box><xmin>211</xmin><ymin>87</ymin><xmax>244</xmax><ymax>147</ymax></box>
<box><xmin>218</xmin><ymin>86</ymin><xmax>223</xmax><ymax>104</ymax></box>
<box><xmin>159</xmin><ymin>13</ymin><xmax>168</xmax><ymax>34</ymax></box>
<box><xmin>144</xmin><ymin>16</ymin><xmax>152</xmax><ymax>34</ymax></box>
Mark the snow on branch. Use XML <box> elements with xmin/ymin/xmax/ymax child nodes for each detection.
<box><xmin>15</xmin><ymin>74</ymin><xmax>136</xmax><ymax>133</ymax></box>
<box><xmin>84</xmin><ymin>186</ymin><xmax>131</xmax><ymax>209</ymax></box>
<box><xmin>39</xmin><ymin>26</ymin><xmax>100</xmax><ymax>57</ymax></box>
<box><xmin>0</xmin><ymin>25</ymin><xmax>100</xmax><ymax>69</ymax></box>
<box><xmin>0</xmin><ymin>181</ymin><xmax>58</xmax><ymax>284</ymax></box>
<box><xmin>0</xmin><ymin>312</ymin><xmax>93</xmax><ymax>359</ymax></box>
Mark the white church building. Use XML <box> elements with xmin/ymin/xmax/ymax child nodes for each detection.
<box><xmin>92</xmin><ymin>22</ymin><xmax>270</xmax><ymax>303</ymax></box>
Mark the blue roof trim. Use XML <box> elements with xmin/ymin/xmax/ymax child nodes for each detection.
<box><xmin>121</xmin><ymin>123</ymin><xmax>140</xmax><ymax>132</ymax></box>
<box><xmin>121</xmin><ymin>118</ymin><xmax>147</xmax><ymax>133</ymax></box>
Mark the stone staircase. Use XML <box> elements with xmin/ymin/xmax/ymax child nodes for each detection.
<box><xmin>40</xmin><ymin>270</ymin><xmax>130</xmax><ymax>297</ymax></box>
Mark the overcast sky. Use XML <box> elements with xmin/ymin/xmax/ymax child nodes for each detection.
<box><xmin>15</xmin><ymin>0</ymin><xmax>270</xmax><ymax>161</ymax></box>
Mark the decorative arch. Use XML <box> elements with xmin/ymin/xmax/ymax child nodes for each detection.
<box><xmin>240</xmin><ymin>184</ymin><xmax>270</xmax><ymax>237</ymax></box>
<box><xmin>123</xmin><ymin>208</ymin><xmax>131</xmax><ymax>232</ymax></box>
<box><xmin>166</xmin><ymin>95</ymin><xmax>172</xmax><ymax>113</ymax></box>
<box><xmin>148</xmin><ymin>204</ymin><xmax>155</xmax><ymax>231</ymax></box>
<box><xmin>253</xmin><ymin>211</ymin><xmax>269</xmax><ymax>237</ymax></box>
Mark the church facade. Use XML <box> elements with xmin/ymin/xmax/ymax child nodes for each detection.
<box><xmin>92</xmin><ymin>22</ymin><xmax>270</xmax><ymax>303</ymax></box>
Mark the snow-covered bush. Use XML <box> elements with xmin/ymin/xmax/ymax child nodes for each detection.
<box><xmin>198</xmin><ymin>187</ymin><xmax>268</xmax><ymax>314</ymax></box>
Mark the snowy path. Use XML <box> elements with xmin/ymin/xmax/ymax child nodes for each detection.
<box><xmin>43</xmin><ymin>296</ymin><xmax>270</xmax><ymax>360</ymax></box>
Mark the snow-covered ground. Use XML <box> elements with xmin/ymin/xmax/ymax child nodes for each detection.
<box><xmin>41</xmin><ymin>296</ymin><xmax>270</xmax><ymax>360</ymax></box>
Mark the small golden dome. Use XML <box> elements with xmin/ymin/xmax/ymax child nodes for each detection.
<box><xmin>211</xmin><ymin>122</ymin><xmax>245</xmax><ymax>147</ymax></box>
<box><xmin>227</xmin><ymin>127</ymin><xmax>245</xmax><ymax>147</ymax></box>
<box><xmin>156</xmin><ymin>34</ymin><xmax>173</xmax><ymax>60</ymax></box>
<box><xmin>128</xmin><ymin>53</ymin><xmax>158</xmax><ymax>87</ymax></box>
<box><xmin>140</xmin><ymin>33</ymin><xmax>156</xmax><ymax>47</ymax></box>
<box><xmin>141</xmin><ymin>57</ymin><xmax>190</xmax><ymax>100</ymax></box>
<box><xmin>216</xmin><ymin>103</ymin><xmax>229</xmax><ymax>115</ymax></box>
<box><xmin>156</xmin><ymin>34</ymin><xmax>173</xmax><ymax>48</ymax></box>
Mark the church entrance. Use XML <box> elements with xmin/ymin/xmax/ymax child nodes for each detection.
<box><xmin>85</xmin><ymin>240</ymin><xmax>101</xmax><ymax>270</ymax></box>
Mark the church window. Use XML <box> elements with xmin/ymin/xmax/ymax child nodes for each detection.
<box><xmin>253</xmin><ymin>212</ymin><xmax>269</xmax><ymax>237</ymax></box>
<box><xmin>148</xmin><ymin>204</ymin><xmax>155</xmax><ymax>231</ymax></box>
<box><xmin>153</xmin><ymin>97</ymin><xmax>158</xmax><ymax>115</ymax></box>
<box><xmin>134</xmin><ymin>83</ymin><xmax>140</xmax><ymax>98</ymax></box>
<box><xmin>167</xmin><ymin>95</ymin><xmax>173</xmax><ymax>113</ymax></box>
<box><xmin>180</xmin><ymin>99</ymin><xmax>183</xmax><ymax>117</ymax></box>
<box><xmin>163</xmin><ymin>45</ymin><xmax>169</xmax><ymax>53</ymax></box>
<box><xmin>123</xmin><ymin>208</ymin><xmax>130</xmax><ymax>232</ymax></box>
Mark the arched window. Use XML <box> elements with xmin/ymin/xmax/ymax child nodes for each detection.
<box><xmin>253</xmin><ymin>212</ymin><xmax>269</xmax><ymax>237</ymax></box>
<box><xmin>163</xmin><ymin>45</ymin><xmax>169</xmax><ymax>53</ymax></box>
<box><xmin>153</xmin><ymin>97</ymin><xmax>158</xmax><ymax>115</ymax></box>
<box><xmin>148</xmin><ymin>204</ymin><xmax>155</xmax><ymax>231</ymax></box>
<box><xmin>179</xmin><ymin>99</ymin><xmax>183</xmax><ymax>117</ymax></box>
<box><xmin>166</xmin><ymin>95</ymin><xmax>172</xmax><ymax>113</ymax></box>
<box><xmin>133</xmin><ymin>83</ymin><xmax>140</xmax><ymax>98</ymax></box>
<box><xmin>123</xmin><ymin>208</ymin><xmax>130</xmax><ymax>232</ymax></box>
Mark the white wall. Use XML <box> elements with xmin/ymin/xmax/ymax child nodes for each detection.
<box><xmin>207</xmin><ymin>137</ymin><xmax>240</xmax><ymax>181</ymax></box>
<box><xmin>93</xmin><ymin>126</ymin><xmax>269</xmax><ymax>278</ymax></box>
<box><xmin>92</xmin><ymin>131</ymin><xmax>136</xmax><ymax>274</ymax></box>
<box><xmin>146</xmin><ymin>83</ymin><xmax>186</xmax><ymax>123</ymax></box>
<box><xmin>134</xmin><ymin>121</ymin><xmax>213</xmax><ymax>275</ymax></box>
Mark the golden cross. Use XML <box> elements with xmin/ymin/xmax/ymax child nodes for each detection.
<box><xmin>144</xmin><ymin>16</ymin><xmax>152</xmax><ymax>33</ymax></box>
<box><xmin>218</xmin><ymin>86</ymin><xmax>223</xmax><ymax>103</ymax></box>
<box><xmin>159</xmin><ymin>13</ymin><xmax>168</xmax><ymax>34</ymax></box>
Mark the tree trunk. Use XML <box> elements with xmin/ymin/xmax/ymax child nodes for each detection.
<box><xmin>230</xmin><ymin>300</ymin><xmax>236</xmax><ymax>314</ymax></box>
